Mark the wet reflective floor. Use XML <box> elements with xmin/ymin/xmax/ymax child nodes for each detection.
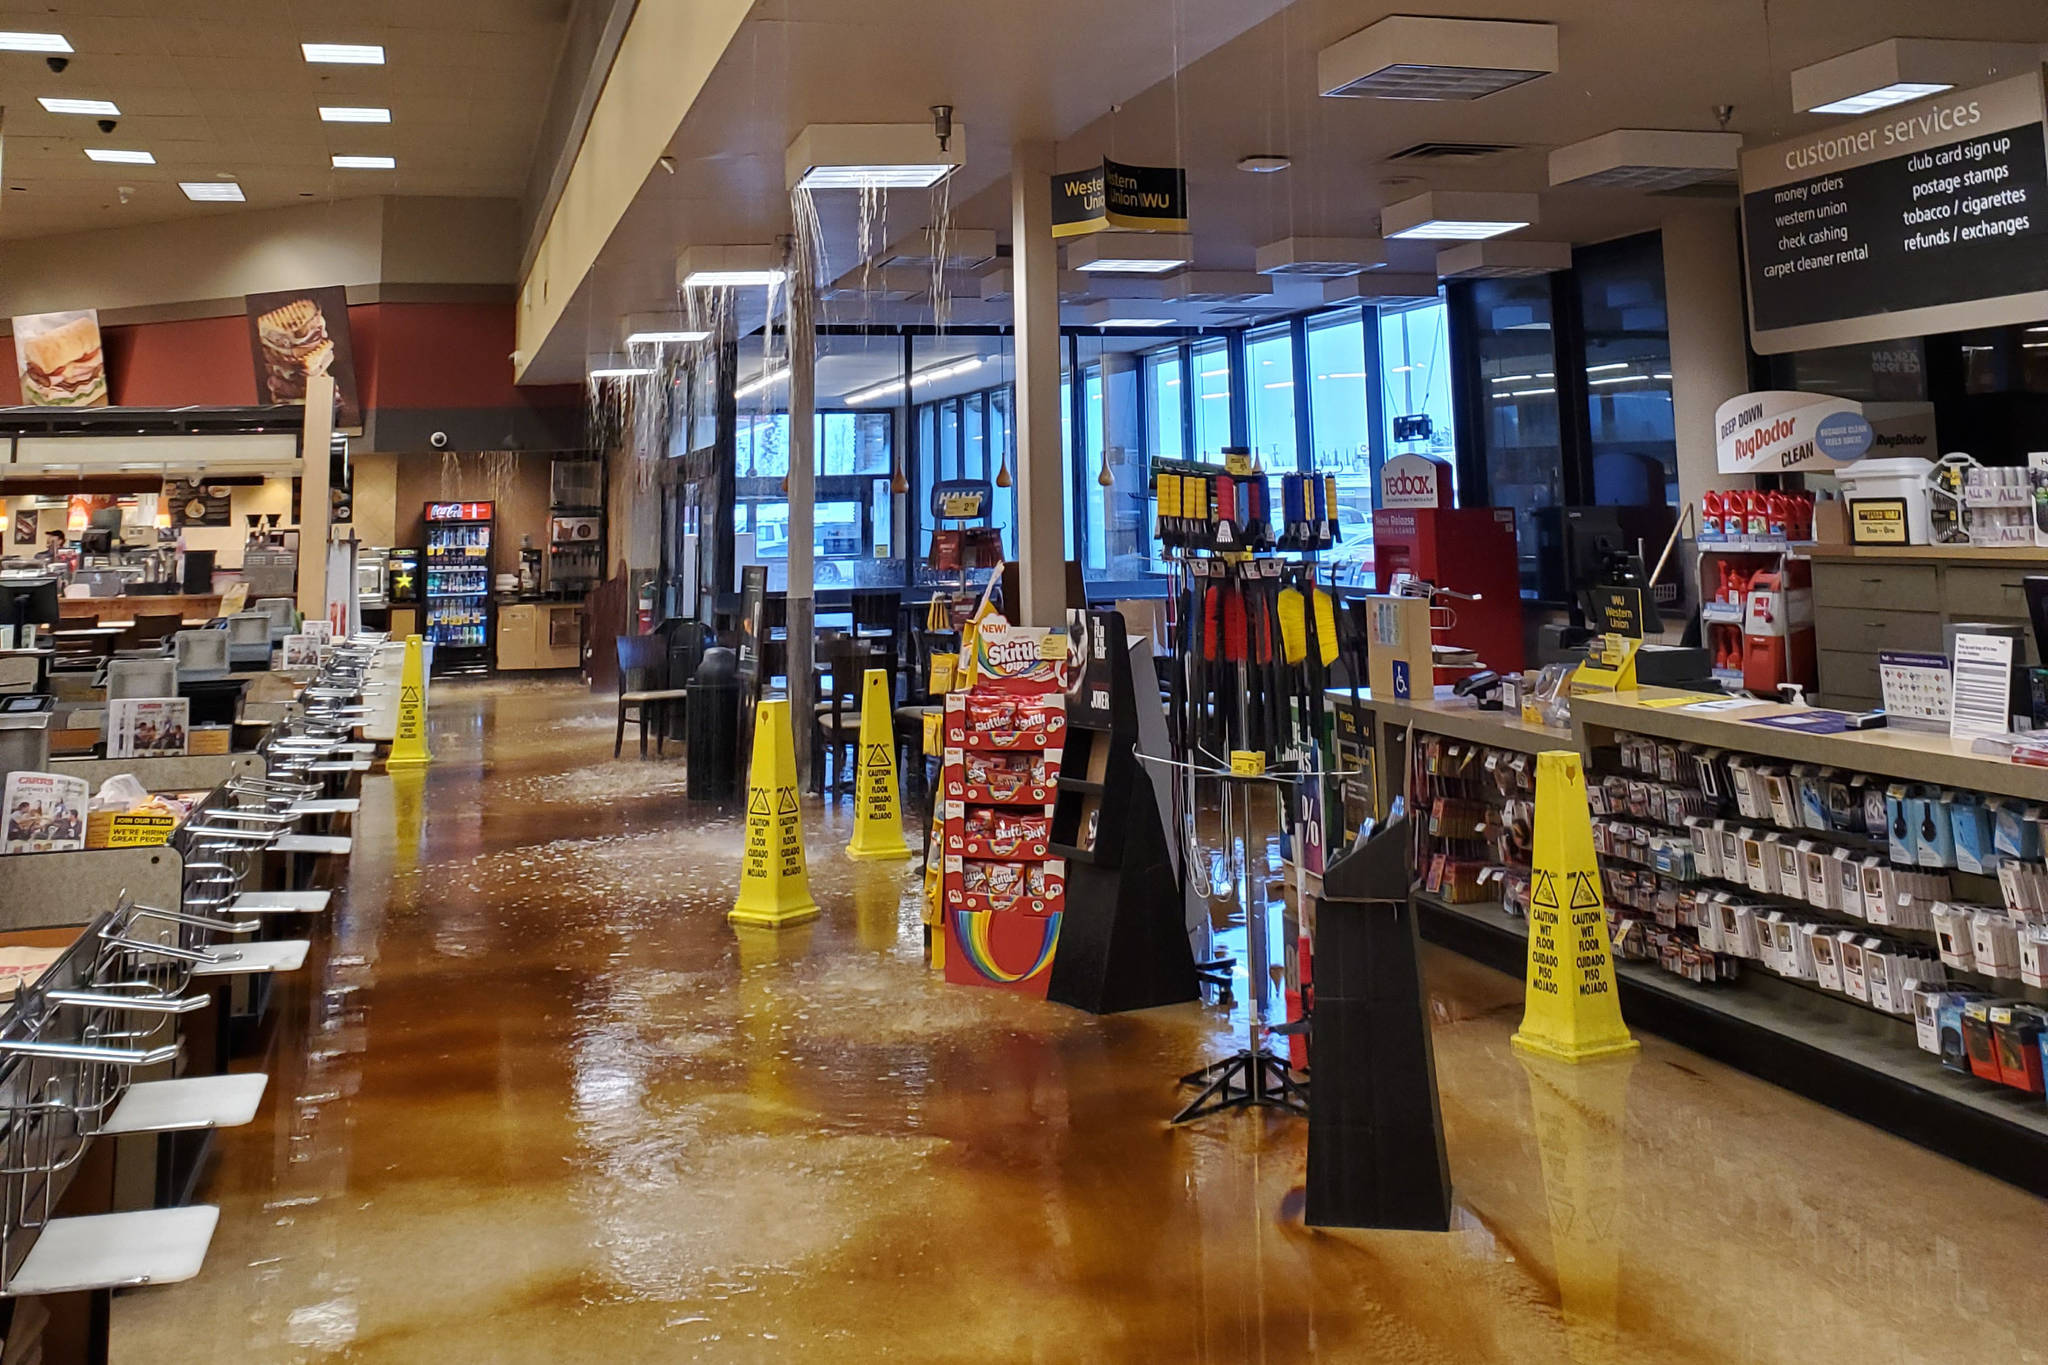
<box><xmin>114</xmin><ymin>678</ymin><xmax>2048</xmax><ymax>1363</ymax></box>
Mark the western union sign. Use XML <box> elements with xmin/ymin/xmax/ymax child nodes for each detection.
<box><xmin>1052</xmin><ymin>157</ymin><xmax>1189</xmax><ymax>238</ymax></box>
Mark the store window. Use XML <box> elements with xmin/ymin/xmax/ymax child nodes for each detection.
<box><xmin>1466</xmin><ymin>278</ymin><xmax>1563</xmax><ymax>595</ymax></box>
<box><xmin>1191</xmin><ymin>337</ymin><xmax>1232</xmax><ymax>460</ymax></box>
<box><xmin>905</xmin><ymin>335</ymin><xmax>1017</xmax><ymax>587</ymax></box>
<box><xmin>1576</xmin><ymin>233</ymin><xmax>1677</xmax><ymax>509</ymax></box>
<box><xmin>1306</xmin><ymin>309</ymin><xmax>1374</xmax><ymax>580</ymax></box>
<box><xmin>1245</xmin><ymin>324</ymin><xmax>1298</xmax><ymax>470</ymax></box>
<box><xmin>731</xmin><ymin>410</ymin><xmax>896</xmax><ymax>591</ymax></box>
<box><xmin>1145</xmin><ymin>347</ymin><xmax>1185</xmax><ymax>461</ymax></box>
<box><xmin>1379</xmin><ymin>297</ymin><xmax>1458</xmax><ymax>488</ymax></box>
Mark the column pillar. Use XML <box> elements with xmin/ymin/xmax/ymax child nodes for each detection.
<box><xmin>1663</xmin><ymin>208</ymin><xmax>1752</xmax><ymax>508</ymax></box>
<box><xmin>295</xmin><ymin>374</ymin><xmax>336</xmax><ymax>621</ymax></box>
<box><xmin>1011</xmin><ymin>141</ymin><xmax>1068</xmax><ymax>627</ymax></box>
<box><xmin>785</xmin><ymin>268</ymin><xmax>818</xmax><ymax>784</ymax></box>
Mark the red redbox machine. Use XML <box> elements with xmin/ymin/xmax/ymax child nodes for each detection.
<box><xmin>1370</xmin><ymin>455</ymin><xmax>1524</xmax><ymax>682</ymax></box>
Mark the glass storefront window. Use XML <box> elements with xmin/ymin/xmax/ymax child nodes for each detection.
<box><xmin>1245</xmin><ymin>324</ymin><xmax>1297</xmax><ymax>470</ymax></box>
<box><xmin>1379</xmin><ymin>297</ymin><xmax>1457</xmax><ymax>490</ymax></box>
<box><xmin>1306</xmin><ymin>310</ymin><xmax>1374</xmax><ymax>582</ymax></box>
<box><xmin>1191</xmin><ymin>338</ymin><xmax>1231</xmax><ymax>459</ymax></box>
<box><xmin>1576</xmin><ymin>233</ymin><xmax>1677</xmax><ymax>508</ymax></box>
<box><xmin>1145</xmin><ymin>348</ymin><xmax>1184</xmax><ymax>460</ymax></box>
<box><xmin>1469</xmin><ymin>279</ymin><xmax>1562</xmax><ymax>595</ymax></box>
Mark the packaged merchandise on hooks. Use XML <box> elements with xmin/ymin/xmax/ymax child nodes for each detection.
<box><xmin>1409</xmin><ymin>735</ymin><xmax>1535</xmax><ymax>912</ymax></box>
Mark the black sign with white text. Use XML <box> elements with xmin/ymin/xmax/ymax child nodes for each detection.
<box><xmin>1742</xmin><ymin>73</ymin><xmax>2048</xmax><ymax>353</ymax></box>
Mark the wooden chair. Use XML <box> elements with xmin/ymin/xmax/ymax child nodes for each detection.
<box><xmin>615</xmin><ymin>635</ymin><xmax>690</xmax><ymax>759</ymax></box>
<box><xmin>813</xmin><ymin>637</ymin><xmax>893</xmax><ymax>795</ymax></box>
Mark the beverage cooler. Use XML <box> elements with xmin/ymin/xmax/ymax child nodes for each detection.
<box><xmin>423</xmin><ymin>500</ymin><xmax>493</xmax><ymax>676</ymax></box>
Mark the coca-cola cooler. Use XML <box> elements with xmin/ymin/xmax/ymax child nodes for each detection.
<box><xmin>1370</xmin><ymin>454</ymin><xmax>1524</xmax><ymax>681</ymax></box>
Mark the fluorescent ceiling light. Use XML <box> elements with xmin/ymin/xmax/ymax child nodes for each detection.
<box><xmin>302</xmin><ymin>42</ymin><xmax>384</xmax><ymax>64</ymax></box>
<box><xmin>332</xmin><ymin>155</ymin><xmax>395</xmax><ymax>170</ymax></box>
<box><xmin>1491</xmin><ymin>373</ymin><xmax>1534</xmax><ymax>384</ymax></box>
<box><xmin>1508</xmin><ymin>387</ymin><xmax>1555</xmax><ymax>397</ymax></box>
<box><xmin>1255</xmin><ymin>236</ymin><xmax>1388</xmax><ymax>277</ymax></box>
<box><xmin>320</xmin><ymin>106</ymin><xmax>392</xmax><ymax>124</ymax></box>
<box><xmin>180</xmin><ymin>182</ymin><xmax>245</xmax><ymax>202</ymax></box>
<box><xmin>589</xmin><ymin>368</ymin><xmax>653</xmax><ymax>380</ymax></box>
<box><xmin>1549</xmin><ymin>128</ymin><xmax>1742</xmax><ymax>190</ymax></box>
<box><xmin>1791</xmin><ymin>39</ymin><xmax>2041</xmax><ymax>116</ymax></box>
<box><xmin>0</xmin><ymin>32</ymin><xmax>71</xmax><ymax>53</ymax></box>
<box><xmin>1321</xmin><ymin>272</ymin><xmax>1441</xmax><ymax>306</ymax></box>
<box><xmin>84</xmin><ymin>148</ymin><xmax>155</xmax><ymax>165</ymax></box>
<box><xmin>1319</xmin><ymin>15</ymin><xmax>1557</xmax><ymax>101</ymax></box>
<box><xmin>684</xmin><ymin>270</ymin><xmax>786</xmax><ymax>288</ymax></box>
<box><xmin>1103</xmin><ymin>319</ymin><xmax>1176</xmax><ymax>328</ymax></box>
<box><xmin>848</xmin><ymin>357</ymin><xmax>985</xmax><ymax>405</ymax></box>
<box><xmin>1383</xmin><ymin>191</ymin><xmax>1536</xmax><ymax>241</ymax></box>
<box><xmin>785</xmin><ymin>123</ymin><xmax>965</xmax><ymax>192</ymax></box>
<box><xmin>735</xmin><ymin>366</ymin><xmax>790</xmax><ymax>400</ymax></box>
<box><xmin>1588</xmin><ymin>374</ymin><xmax>1645</xmax><ymax>386</ymax></box>
<box><xmin>626</xmin><ymin>331</ymin><xmax>710</xmax><ymax>346</ymax></box>
<box><xmin>1586</xmin><ymin>362</ymin><xmax>1630</xmax><ymax>373</ymax></box>
<box><xmin>1810</xmin><ymin>82</ymin><xmax>1951</xmax><ymax>115</ymax></box>
<box><xmin>872</xmin><ymin>226</ymin><xmax>998</xmax><ymax>272</ymax></box>
<box><xmin>1066</xmin><ymin>233</ymin><xmax>1192</xmax><ymax>275</ymax></box>
<box><xmin>39</xmin><ymin>97</ymin><xmax>119</xmax><ymax>116</ymax></box>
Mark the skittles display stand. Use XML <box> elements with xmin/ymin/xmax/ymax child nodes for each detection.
<box><xmin>939</xmin><ymin>616</ymin><xmax>1069</xmax><ymax>997</ymax></box>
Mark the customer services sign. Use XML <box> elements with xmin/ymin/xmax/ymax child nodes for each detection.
<box><xmin>1715</xmin><ymin>391</ymin><xmax>1937</xmax><ymax>475</ymax></box>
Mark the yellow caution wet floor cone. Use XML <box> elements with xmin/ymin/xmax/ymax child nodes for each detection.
<box><xmin>846</xmin><ymin>668</ymin><xmax>912</xmax><ymax>862</ymax></box>
<box><xmin>385</xmin><ymin>634</ymin><xmax>432</xmax><ymax>769</ymax></box>
<box><xmin>730</xmin><ymin>698</ymin><xmax>820</xmax><ymax>928</ymax></box>
<box><xmin>1511</xmin><ymin>751</ymin><xmax>1639</xmax><ymax>1064</ymax></box>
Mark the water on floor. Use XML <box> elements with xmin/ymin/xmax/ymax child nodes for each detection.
<box><xmin>112</xmin><ymin>678</ymin><xmax>2048</xmax><ymax>1363</ymax></box>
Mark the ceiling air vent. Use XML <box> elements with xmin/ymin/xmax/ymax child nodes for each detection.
<box><xmin>1255</xmin><ymin>236</ymin><xmax>1389</xmax><ymax>277</ymax></box>
<box><xmin>1549</xmin><ymin>129</ymin><xmax>1742</xmax><ymax>192</ymax></box>
<box><xmin>1386</xmin><ymin>141</ymin><xmax>1519</xmax><ymax>162</ymax></box>
<box><xmin>1320</xmin><ymin>16</ymin><xmax>1558</xmax><ymax>101</ymax></box>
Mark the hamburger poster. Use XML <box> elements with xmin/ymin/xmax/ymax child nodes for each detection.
<box><xmin>244</xmin><ymin>285</ymin><xmax>360</xmax><ymax>426</ymax></box>
<box><xmin>11</xmin><ymin>309</ymin><xmax>109</xmax><ymax>407</ymax></box>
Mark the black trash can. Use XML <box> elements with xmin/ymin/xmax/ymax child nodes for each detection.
<box><xmin>687</xmin><ymin>646</ymin><xmax>740</xmax><ymax>801</ymax></box>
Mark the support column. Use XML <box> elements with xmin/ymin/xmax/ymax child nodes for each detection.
<box><xmin>1663</xmin><ymin>208</ymin><xmax>1752</xmax><ymax>507</ymax></box>
<box><xmin>295</xmin><ymin>374</ymin><xmax>336</xmax><ymax>621</ymax></box>
<box><xmin>786</xmin><ymin>271</ymin><xmax>818</xmax><ymax>787</ymax></box>
<box><xmin>1011</xmin><ymin>141</ymin><xmax>1068</xmax><ymax>627</ymax></box>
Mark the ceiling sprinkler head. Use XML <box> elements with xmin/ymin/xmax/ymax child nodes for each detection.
<box><xmin>931</xmin><ymin>104</ymin><xmax>954</xmax><ymax>153</ymax></box>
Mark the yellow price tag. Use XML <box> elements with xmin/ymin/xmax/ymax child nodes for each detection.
<box><xmin>1224</xmin><ymin>452</ymin><xmax>1254</xmax><ymax>476</ymax></box>
<box><xmin>1229</xmin><ymin>750</ymin><xmax>1267</xmax><ymax>777</ymax></box>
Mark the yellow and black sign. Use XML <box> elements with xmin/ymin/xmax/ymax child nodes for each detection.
<box><xmin>1849</xmin><ymin>496</ymin><xmax>1909</xmax><ymax>545</ymax></box>
<box><xmin>1051</xmin><ymin>157</ymin><xmax>1189</xmax><ymax>238</ymax></box>
<box><xmin>847</xmin><ymin>670</ymin><xmax>912</xmax><ymax>862</ymax></box>
<box><xmin>731</xmin><ymin>698</ymin><xmax>821</xmax><ymax>927</ymax></box>
<box><xmin>1588</xmin><ymin>585</ymin><xmax>1645</xmax><ymax>641</ymax></box>
<box><xmin>386</xmin><ymin>634</ymin><xmax>432</xmax><ymax>769</ymax></box>
<box><xmin>1511</xmin><ymin>751</ymin><xmax>1639</xmax><ymax>1064</ymax></box>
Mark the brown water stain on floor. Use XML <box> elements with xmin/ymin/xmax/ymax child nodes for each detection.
<box><xmin>112</xmin><ymin>678</ymin><xmax>2048</xmax><ymax>1364</ymax></box>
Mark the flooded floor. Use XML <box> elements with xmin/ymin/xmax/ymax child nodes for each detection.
<box><xmin>114</xmin><ymin>678</ymin><xmax>2048</xmax><ymax>1363</ymax></box>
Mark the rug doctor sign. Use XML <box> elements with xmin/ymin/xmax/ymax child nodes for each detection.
<box><xmin>1715</xmin><ymin>391</ymin><xmax>1937</xmax><ymax>476</ymax></box>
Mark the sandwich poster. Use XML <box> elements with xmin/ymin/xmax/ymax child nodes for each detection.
<box><xmin>245</xmin><ymin>285</ymin><xmax>360</xmax><ymax>426</ymax></box>
<box><xmin>12</xmin><ymin>309</ymin><xmax>109</xmax><ymax>407</ymax></box>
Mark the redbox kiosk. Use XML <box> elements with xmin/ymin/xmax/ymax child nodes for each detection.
<box><xmin>1370</xmin><ymin>455</ymin><xmax>1525</xmax><ymax>681</ymax></box>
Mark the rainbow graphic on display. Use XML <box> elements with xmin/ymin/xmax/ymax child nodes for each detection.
<box><xmin>949</xmin><ymin>909</ymin><xmax>1061</xmax><ymax>985</ymax></box>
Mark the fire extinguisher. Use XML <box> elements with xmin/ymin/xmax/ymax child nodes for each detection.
<box><xmin>636</xmin><ymin>582</ymin><xmax>655</xmax><ymax>635</ymax></box>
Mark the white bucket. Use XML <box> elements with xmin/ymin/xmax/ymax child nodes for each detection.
<box><xmin>1836</xmin><ymin>456</ymin><xmax>1935</xmax><ymax>544</ymax></box>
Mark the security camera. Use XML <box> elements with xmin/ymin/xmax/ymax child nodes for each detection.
<box><xmin>429</xmin><ymin>431</ymin><xmax>451</xmax><ymax>450</ymax></box>
<box><xmin>45</xmin><ymin>56</ymin><xmax>67</xmax><ymax>74</ymax></box>
<box><xmin>96</xmin><ymin>118</ymin><xmax>116</xmax><ymax>134</ymax></box>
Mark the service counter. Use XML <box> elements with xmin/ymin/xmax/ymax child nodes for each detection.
<box><xmin>55</xmin><ymin>594</ymin><xmax>222</xmax><ymax>627</ymax></box>
<box><xmin>1323</xmin><ymin>681</ymin><xmax>2048</xmax><ymax>1194</ymax></box>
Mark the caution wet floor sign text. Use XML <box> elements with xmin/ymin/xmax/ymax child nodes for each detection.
<box><xmin>847</xmin><ymin>669</ymin><xmax>912</xmax><ymax>862</ymax></box>
<box><xmin>1511</xmin><ymin>751</ymin><xmax>1638</xmax><ymax>1064</ymax></box>
<box><xmin>731</xmin><ymin>698</ymin><xmax>820</xmax><ymax>928</ymax></box>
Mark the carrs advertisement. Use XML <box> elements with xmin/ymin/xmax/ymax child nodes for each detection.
<box><xmin>1714</xmin><ymin>391</ymin><xmax>1937</xmax><ymax>476</ymax></box>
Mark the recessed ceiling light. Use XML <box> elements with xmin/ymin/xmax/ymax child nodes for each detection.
<box><xmin>320</xmin><ymin>107</ymin><xmax>391</xmax><ymax>124</ymax></box>
<box><xmin>1256</xmin><ymin>236</ymin><xmax>1389</xmax><ymax>276</ymax></box>
<box><xmin>332</xmin><ymin>155</ymin><xmax>396</xmax><ymax>170</ymax></box>
<box><xmin>785</xmin><ymin>123</ymin><xmax>965</xmax><ymax>192</ymax></box>
<box><xmin>302</xmin><ymin>42</ymin><xmax>384</xmax><ymax>64</ymax></box>
<box><xmin>734</xmin><ymin>366</ymin><xmax>790</xmax><ymax>399</ymax></box>
<box><xmin>683</xmin><ymin>270</ymin><xmax>786</xmax><ymax>288</ymax></box>
<box><xmin>589</xmin><ymin>368</ymin><xmax>654</xmax><ymax>380</ymax></box>
<box><xmin>39</xmin><ymin>97</ymin><xmax>119</xmax><ymax>116</ymax></box>
<box><xmin>1102</xmin><ymin>319</ymin><xmax>1177</xmax><ymax>328</ymax></box>
<box><xmin>625</xmin><ymin>331</ymin><xmax>711</xmax><ymax>346</ymax></box>
<box><xmin>1237</xmin><ymin>156</ymin><xmax>1292</xmax><ymax>174</ymax></box>
<box><xmin>1382</xmin><ymin>190</ymin><xmax>1537</xmax><ymax>241</ymax></box>
<box><xmin>0</xmin><ymin>32</ymin><xmax>71</xmax><ymax>53</ymax></box>
<box><xmin>1066</xmin><ymin>232</ymin><xmax>1193</xmax><ymax>275</ymax></box>
<box><xmin>796</xmin><ymin>165</ymin><xmax>954</xmax><ymax>190</ymax></box>
<box><xmin>180</xmin><ymin>182</ymin><xmax>245</xmax><ymax>202</ymax></box>
<box><xmin>1808</xmin><ymin>83</ymin><xmax>1951</xmax><ymax>116</ymax></box>
<box><xmin>85</xmin><ymin>148</ymin><xmax>155</xmax><ymax>165</ymax></box>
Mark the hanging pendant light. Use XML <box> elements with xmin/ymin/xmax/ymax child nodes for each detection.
<box><xmin>1097</xmin><ymin>447</ymin><xmax>1114</xmax><ymax>488</ymax></box>
<box><xmin>891</xmin><ymin>456</ymin><xmax>909</xmax><ymax>494</ymax></box>
<box><xmin>995</xmin><ymin>451</ymin><xmax>1012</xmax><ymax>489</ymax></box>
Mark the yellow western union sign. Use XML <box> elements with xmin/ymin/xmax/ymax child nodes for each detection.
<box><xmin>1511</xmin><ymin>751</ymin><xmax>1639</xmax><ymax>1063</ymax></box>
